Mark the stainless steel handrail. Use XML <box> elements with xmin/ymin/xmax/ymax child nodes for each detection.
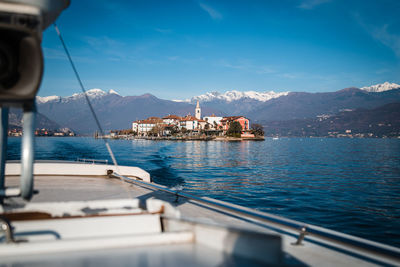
<box><xmin>20</xmin><ymin>107</ymin><xmax>36</xmax><ymax>200</ymax></box>
<box><xmin>0</xmin><ymin>107</ymin><xmax>9</xmax><ymax>202</ymax></box>
<box><xmin>0</xmin><ymin>105</ymin><xmax>36</xmax><ymax>201</ymax></box>
<box><xmin>112</xmin><ymin>172</ymin><xmax>400</xmax><ymax>262</ymax></box>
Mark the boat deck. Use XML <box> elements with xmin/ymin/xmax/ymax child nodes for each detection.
<box><xmin>4</xmin><ymin>174</ymin><xmax>398</xmax><ymax>266</ymax></box>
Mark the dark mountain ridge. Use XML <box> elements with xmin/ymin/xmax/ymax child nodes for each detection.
<box><xmin>8</xmin><ymin>109</ymin><xmax>61</xmax><ymax>131</ymax></box>
<box><xmin>262</xmin><ymin>102</ymin><xmax>400</xmax><ymax>137</ymax></box>
<box><xmin>248</xmin><ymin>88</ymin><xmax>400</xmax><ymax>122</ymax></box>
<box><xmin>34</xmin><ymin>86</ymin><xmax>400</xmax><ymax>134</ymax></box>
<box><xmin>37</xmin><ymin>92</ymin><xmax>220</xmax><ymax>134</ymax></box>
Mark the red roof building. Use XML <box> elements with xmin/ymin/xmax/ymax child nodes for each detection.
<box><xmin>220</xmin><ymin>116</ymin><xmax>250</xmax><ymax>132</ymax></box>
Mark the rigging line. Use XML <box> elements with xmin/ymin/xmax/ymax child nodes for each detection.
<box><xmin>53</xmin><ymin>23</ymin><xmax>118</xmax><ymax>169</ymax></box>
<box><xmin>54</xmin><ymin>23</ymin><xmax>134</xmax><ymax>199</ymax></box>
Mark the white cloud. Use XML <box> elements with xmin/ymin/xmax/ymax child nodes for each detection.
<box><xmin>355</xmin><ymin>14</ymin><xmax>400</xmax><ymax>58</ymax></box>
<box><xmin>155</xmin><ymin>28</ymin><xmax>172</xmax><ymax>34</ymax></box>
<box><xmin>83</xmin><ymin>36</ymin><xmax>142</xmax><ymax>62</ymax></box>
<box><xmin>219</xmin><ymin>61</ymin><xmax>248</xmax><ymax>70</ymax></box>
<box><xmin>256</xmin><ymin>67</ymin><xmax>276</xmax><ymax>74</ymax></box>
<box><xmin>279</xmin><ymin>73</ymin><xmax>298</xmax><ymax>79</ymax></box>
<box><xmin>199</xmin><ymin>2</ymin><xmax>222</xmax><ymax>20</ymax></box>
<box><xmin>167</xmin><ymin>56</ymin><xmax>179</xmax><ymax>61</ymax></box>
<box><xmin>370</xmin><ymin>25</ymin><xmax>400</xmax><ymax>58</ymax></box>
<box><xmin>43</xmin><ymin>47</ymin><xmax>93</xmax><ymax>63</ymax></box>
<box><xmin>375</xmin><ymin>68</ymin><xmax>390</xmax><ymax>75</ymax></box>
<box><xmin>218</xmin><ymin>59</ymin><xmax>276</xmax><ymax>74</ymax></box>
<box><xmin>43</xmin><ymin>47</ymin><xmax>66</xmax><ymax>60</ymax></box>
<box><xmin>85</xmin><ymin>36</ymin><xmax>124</xmax><ymax>50</ymax></box>
<box><xmin>298</xmin><ymin>0</ymin><xmax>331</xmax><ymax>10</ymax></box>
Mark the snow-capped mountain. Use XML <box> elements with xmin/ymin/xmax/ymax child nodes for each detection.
<box><xmin>176</xmin><ymin>90</ymin><xmax>289</xmax><ymax>103</ymax></box>
<box><xmin>35</xmin><ymin>90</ymin><xmax>213</xmax><ymax>134</ymax></box>
<box><xmin>36</xmin><ymin>95</ymin><xmax>61</xmax><ymax>104</ymax></box>
<box><xmin>34</xmin><ymin>84</ymin><xmax>400</xmax><ymax>134</ymax></box>
<box><xmin>36</xmin><ymin>89</ymin><xmax>120</xmax><ymax>104</ymax></box>
<box><xmin>361</xmin><ymin>82</ymin><xmax>400</xmax><ymax>93</ymax></box>
<box><xmin>172</xmin><ymin>90</ymin><xmax>290</xmax><ymax>116</ymax></box>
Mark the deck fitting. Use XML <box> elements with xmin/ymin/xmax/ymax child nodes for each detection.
<box><xmin>0</xmin><ymin>217</ymin><xmax>15</xmax><ymax>243</ymax></box>
<box><xmin>292</xmin><ymin>226</ymin><xmax>308</xmax><ymax>246</ymax></box>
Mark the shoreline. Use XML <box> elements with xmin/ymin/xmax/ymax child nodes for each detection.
<box><xmin>96</xmin><ymin>136</ymin><xmax>265</xmax><ymax>141</ymax></box>
<box><xmin>7</xmin><ymin>135</ymin><xmax>399</xmax><ymax>139</ymax></box>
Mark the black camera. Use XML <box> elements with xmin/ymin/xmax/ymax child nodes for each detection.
<box><xmin>0</xmin><ymin>0</ymin><xmax>69</xmax><ymax>105</ymax></box>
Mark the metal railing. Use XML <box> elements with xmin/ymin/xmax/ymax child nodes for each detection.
<box><xmin>0</xmin><ymin>106</ymin><xmax>36</xmax><ymax>201</ymax></box>
<box><xmin>111</xmin><ymin>172</ymin><xmax>400</xmax><ymax>263</ymax></box>
<box><xmin>76</xmin><ymin>158</ymin><xmax>109</xmax><ymax>165</ymax></box>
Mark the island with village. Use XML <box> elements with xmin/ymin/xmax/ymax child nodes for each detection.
<box><xmin>102</xmin><ymin>101</ymin><xmax>265</xmax><ymax>141</ymax></box>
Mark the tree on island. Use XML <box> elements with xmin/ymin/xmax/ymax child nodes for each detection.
<box><xmin>251</xmin><ymin>123</ymin><xmax>264</xmax><ymax>136</ymax></box>
<box><xmin>167</xmin><ymin>125</ymin><xmax>180</xmax><ymax>136</ymax></box>
<box><xmin>227</xmin><ymin>121</ymin><xmax>242</xmax><ymax>138</ymax></box>
<box><xmin>118</xmin><ymin>129</ymin><xmax>135</xmax><ymax>135</ymax></box>
<box><xmin>150</xmin><ymin>124</ymin><xmax>164</xmax><ymax>137</ymax></box>
<box><xmin>180</xmin><ymin>127</ymin><xmax>188</xmax><ymax>135</ymax></box>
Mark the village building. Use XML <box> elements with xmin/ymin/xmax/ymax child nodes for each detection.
<box><xmin>197</xmin><ymin>119</ymin><xmax>207</xmax><ymax>130</ymax></box>
<box><xmin>220</xmin><ymin>116</ymin><xmax>250</xmax><ymax>133</ymax></box>
<box><xmin>133</xmin><ymin>117</ymin><xmax>163</xmax><ymax>136</ymax></box>
<box><xmin>132</xmin><ymin>121</ymin><xmax>138</xmax><ymax>132</ymax></box>
<box><xmin>162</xmin><ymin>115</ymin><xmax>182</xmax><ymax>125</ymax></box>
<box><xmin>179</xmin><ymin>115</ymin><xmax>199</xmax><ymax>130</ymax></box>
<box><xmin>130</xmin><ymin>100</ymin><xmax>253</xmax><ymax>137</ymax></box>
<box><xmin>203</xmin><ymin>114</ymin><xmax>223</xmax><ymax>130</ymax></box>
<box><xmin>138</xmin><ymin>120</ymin><xmax>156</xmax><ymax>135</ymax></box>
<box><xmin>9</xmin><ymin>129</ymin><xmax>22</xmax><ymax>137</ymax></box>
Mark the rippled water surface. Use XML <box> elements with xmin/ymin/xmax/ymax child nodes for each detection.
<box><xmin>7</xmin><ymin>137</ymin><xmax>400</xmax><ymax>247</ymax></box>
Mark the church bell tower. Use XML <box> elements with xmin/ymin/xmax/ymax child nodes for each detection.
<box><xmin>195</xmin><ymin>100</ymin><xmax>201</xmax><ymax>120</ymax></box>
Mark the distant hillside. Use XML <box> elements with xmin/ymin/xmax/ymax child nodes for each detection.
<box><xmin>180</xmin><ymin>82</ymin><xmax>400</xmax><ymax>117</ymax></box>
<box><xmin>8</xmin><ymin>108</ymin><xmax>61</xmax><ymax>131</ymax></box>
<box><xmin>262</xmin><ymin>102</ymin><xmax>400</xmax><ymax>137</ymax></box>
<box><xmin>248</xmin><ymin>88</ymin><xmax>400</xmax><ymax>123</ymax></box>
<box><xmin>36</xmin><ymin>90</ymin><xmax>219</xmax><ymax>134</ymax></box>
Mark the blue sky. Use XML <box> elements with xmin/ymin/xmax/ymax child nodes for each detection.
<box><xmin>40</xmin><ymin>0</ymin><xmax>400</xmax><ymax>99</ymax></box>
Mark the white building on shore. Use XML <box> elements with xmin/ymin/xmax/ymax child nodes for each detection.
<box><xmin>132</xmin><ymin>117</ymin><xmax>163</xmax><ymax>136</ymax></box>
<box><xmin>162</xmin><ymin>115</ymin><xmax>181</xmax><ymax>125</ymax></box>
<box><xmin>179</xmin><ymin>115</ymin><xmax>199</xmax><ymax>130</ymax></box>
<box><xmin>203</xmin><ymin>114</ymin><xmax>223</xmax><ymax>129</ymax></box>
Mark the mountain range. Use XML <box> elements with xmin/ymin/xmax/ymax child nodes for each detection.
<box><xmin>35</xmin><ymin>90</ymin><xmax>220</xmax><ymax>134</ymax></box>
<box><xmin>248</xmin><ymin>87</ymin><xmax>400</xmax><ymax>122</ymax></box>
<box><xmin>9</xmin><ymin>82</ymin><xmax>400</xmax><ymax>134</ymax></box>
<box><xmin>263</xmin><ymin>102</ymin><xmax>400</xmax><ymax>137</ymax></box>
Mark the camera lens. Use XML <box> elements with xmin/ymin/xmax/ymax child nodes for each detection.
<box><xmin>0</xmin><ymin>40</ymin><xmax>19</xmax><ymax>90</ymax></box>
<box><xmin>0</xmin><ymin>24</ymin><xmax>43</xmax><ymax>101</ymax></box>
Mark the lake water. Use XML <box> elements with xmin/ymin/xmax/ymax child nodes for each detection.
<box><xmin>6</xmin><ymin>137</ymin><xmax>400</xmax><ymax>247</ymax></box>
